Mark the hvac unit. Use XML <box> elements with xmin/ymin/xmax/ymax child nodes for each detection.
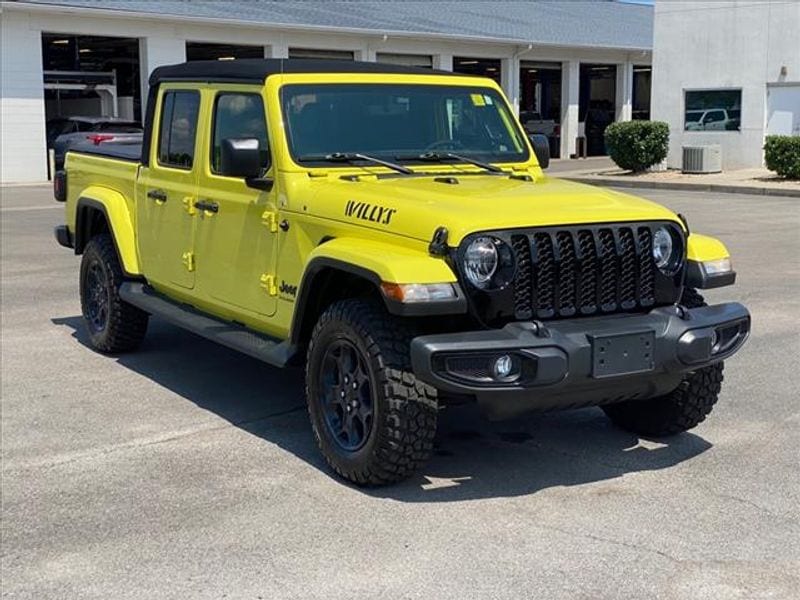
<box><xmin>682</xmin><ymin>145</ymin><xmax>722</xmax><ymax>174</ymax></box>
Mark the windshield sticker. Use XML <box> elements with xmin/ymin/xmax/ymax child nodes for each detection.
<box><xmin>470</xmin><ymin>93</ymin><xmax>486</xmax><ymax>107</ymax></box>
<box><xmin>345</xmin><ymin>200</ymin><xmax>397</xmax><ymax>225</ymax></box>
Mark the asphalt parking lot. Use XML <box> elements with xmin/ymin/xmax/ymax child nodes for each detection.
<box><xmin>2</xmin><ymin>184</ymin><xmax>799</xmax><ymax>599</ymax></box>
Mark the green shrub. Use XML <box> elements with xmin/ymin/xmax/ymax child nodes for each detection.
<box><xmin>604</xmin><ymin>120</ymin><xmax>670</xmax><ymax>172</ymax></box>
<box><xmin>764</xmin><ymin>135</ymin><xmax>800</xmax><ymax>179</ymax></box>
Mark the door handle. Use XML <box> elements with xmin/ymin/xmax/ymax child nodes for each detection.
<box><xmin>194</xmin><ymin>199</ymin><xmax>219</xmax><ymax>214</ymax></box>
<box><xmin>147</xmin><ymin>189</ymin><xmax>167</xmax><ymax>202</ymax></box>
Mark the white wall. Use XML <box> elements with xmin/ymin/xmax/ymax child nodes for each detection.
<box><xmin>652</xmin><ymin>0</ymin><xmax>800</xmax><ymax>170</ymax></box>
<box><xmin>1</xmin><ymin>10</ymin><xmax>48</xmax><ymax>183</ymax></box>
<box><xmin>0</xmin><ymin>2</ymin><xmax>648</xmax><ymax>183</ymax></box>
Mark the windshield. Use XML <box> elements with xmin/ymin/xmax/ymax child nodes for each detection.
<box><xmin>282</xmin><ymin>83</ymin><xmax>529</xmax><ymax>165</ymax></box>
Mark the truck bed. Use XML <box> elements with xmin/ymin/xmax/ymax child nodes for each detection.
<box><xmin>63</xmin><ymin>150</ymin><xmax>141</xmax><ymax>240</ymax></box>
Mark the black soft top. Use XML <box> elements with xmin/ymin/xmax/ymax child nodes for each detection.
<box><xmin>149</xmin><ymin>58</ymin><xmax>456</xmax><ymax>85</ymax></box>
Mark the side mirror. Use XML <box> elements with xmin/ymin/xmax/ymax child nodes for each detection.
<box><xmin>219</xmin><ymin>137</ymin><xmax>264</xmax><ymax>178</ymax></box>
<box><xmin>528</xmin><ymin>133</ymin><xmax>550</xmax><ymax>169</ymax></box>
<box><xmin>220</xmin><ymin>137</ymin><xmax>273</xmax><ymax>191</ymax></box>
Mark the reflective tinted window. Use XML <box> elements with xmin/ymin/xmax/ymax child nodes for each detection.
<box><xmin>211</xmin><ymin>93</ymin><xmax>269</xmax><ymax>174</ymax></box>
<box><xmin>685</xmin><ymin>90</ymin><xmax>741</xmax><ymax>131</ymax></box>
<box><xmin>158</xmin><ymin>90</ymin><xmax>200</xmax><ymax>168</ymax></box>
<box><xmin>282</xmin><ymin>84</ymin><xmax>528</xmax><ymax>164</ymax></box>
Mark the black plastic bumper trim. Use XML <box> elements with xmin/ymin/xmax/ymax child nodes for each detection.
<box><xmin>54</xmin><ymin>225</ymin><xmax>73</xmax><ymax>249</ymax></box>
<box><xmin>410</xmin><ymin>302</ymin><xmax>750</xmax><ymax>419</ymax></box>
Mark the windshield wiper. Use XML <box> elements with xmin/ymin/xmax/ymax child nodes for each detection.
<box><xmin>400</xmin><ymin>152</ymin><xmax>504</xmax><ymax>174</ymax></box>
<box><xmin>298</xmin><ymin>152</ymin><xmax>413</xmax><ymax>175</ymax></box>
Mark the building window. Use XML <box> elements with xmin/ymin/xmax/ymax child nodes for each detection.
<box><xmin>288</xmin><ymin>48</ymin><xmax>354</xmax><ymax>61</ymax></box>
<box><xmin>685</xmin><ymin>89</ymin><xmax>741</xmax><ymax>131</ymax></box>
<box><xmin>158</xmin><ymin>90</ymin><xmax>200</xmax><ymax>169</ymax></box>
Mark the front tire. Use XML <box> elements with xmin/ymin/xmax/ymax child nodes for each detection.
<box><xmin>602</xmin><ymin>288</ymin><xmax>724</xmax><ymax>436</ymax></box>
<box><xmin>80</xmin><ymin>234</ymin><xmax>148</xmax><ymax>353</ymax></box>
<box><xmin>305</xmin><ymin>299</ymin><xmax>438</xmax><ymax>486</ymax></box>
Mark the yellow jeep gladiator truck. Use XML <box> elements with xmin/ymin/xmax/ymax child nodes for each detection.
<box><xmin>54</xmin><ymin>59</ymin><xmax>750</xmax><ymax>485</ymax></box>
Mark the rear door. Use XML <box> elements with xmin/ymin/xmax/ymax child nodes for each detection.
<box><xmin>193</xmin><ymin>86</ymin><xmax>279</xmax><ymax>317</ymax></box>
<box><xmin>137</xmin><ymin>85</ymin><xmax>203</xmax><ymax>292</ymax></box>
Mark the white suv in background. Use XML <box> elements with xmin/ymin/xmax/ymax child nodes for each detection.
<box><xmin>685</xmin><ymin>108</ymin><xmax>741</xmax><ymax>131</ymax></box>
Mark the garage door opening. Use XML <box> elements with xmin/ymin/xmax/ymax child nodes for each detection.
<box><xmin>376</xmin><ymin>53</ymin><xmax>432</xmax><ymax>68</ymax></box>
<box><xmin>42</xmin><ymin>34</ymin><xmax>141</xmax><ymax>120</ymax></box>
<box><xmin>519</xmin><ymin>61</ymin><xmax>562</xmax><ymax>158</ymax></box>
<box><xmin>41</xmin><ymin>33</ymin><xmax>141</xmax><ymax>177</ymax></box>
<box><xmin>579</xmin><ymin>64</ymin><xmax>617</xmax><ymax>156</ymax></box>
<box><xmin>288</xmin><ymin>48</ymin><xmax>355</xmax><ymax>61</ymax></box>
<box><xmin>186</xmin><ymin>42</ymin><xmax>265</xmax><ymax>61</ymax></box>
<box><xmin>453</xmin><ymin>57</ymin><xmax>501</xmax><ymax>86</ymax></box>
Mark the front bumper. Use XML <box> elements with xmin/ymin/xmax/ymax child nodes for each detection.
<box><xmin>410</xmin><ymin>302</ymin><xmax>750</xmax><ymax>420</ymax></box>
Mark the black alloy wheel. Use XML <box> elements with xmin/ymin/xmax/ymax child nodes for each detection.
<box><xmin>83</xmin><ymin>260</ymin><xmax>111</xmax><ymax>333</ymax></box>
<box><xmin>305</xmin><ymin>299</ymin><xmax>438</xmax><ymax>486</ymax></box>
<box><xmin>79</xmin><ymin>233</ymin><xmax>148</xmax><ymax>353</ymax></box>
<box><xmin>318</xmin><ymin>339</ymin><xmax>374</xmax><ymax>451</ymax></box>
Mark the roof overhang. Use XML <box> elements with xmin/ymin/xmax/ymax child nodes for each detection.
<box><xmin>2</xmin><ymin>1</ymin><xmax>653</xmax><ymax>54</ymax></box>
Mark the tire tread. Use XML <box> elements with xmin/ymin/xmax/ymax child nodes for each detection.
<box><xmin>602</xmin><ymin>288</ymin><xmax>724</xmax><ymax>436</ymax></box>
<box><xmin>81</xmin><ymin>234</ymin><xmax>148</xmax><ymax>353</ymax></box>
<box><xmin>305</xmin><ymin>299</ymin><xmax>437</xmax><ymax>485</ymax></box>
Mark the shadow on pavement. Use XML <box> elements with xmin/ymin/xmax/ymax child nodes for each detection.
<box><xmin>53</xmin><ymin>315</ymin><xmax>712</xmax><ymax>502</ymax></box>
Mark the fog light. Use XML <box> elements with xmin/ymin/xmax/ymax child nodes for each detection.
<box><xmin>710</xmin><ymin>329</ymin><xmax>719</xmax><ymax>351</ymax></box>
<box><xmin>493</xmin><ymin>355</ymin><xmax>514</xmax><ymax>379</ymax></box>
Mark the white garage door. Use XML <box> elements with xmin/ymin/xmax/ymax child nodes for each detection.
<box><xmin>766</xmin><ymin>84</ymin><xmax>800</xmax><ymax>136</ymax></box>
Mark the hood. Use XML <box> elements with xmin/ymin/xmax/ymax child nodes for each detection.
<box><xmin>301</xmin><ymin>173</ymin><xmax>681</xmax><ymax>245</ymax></box>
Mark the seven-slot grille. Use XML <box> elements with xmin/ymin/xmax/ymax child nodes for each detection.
<box><xmin>510</xmin><ymin>224</ymin><xmax>658</xmax><ymax>320</ymax></box>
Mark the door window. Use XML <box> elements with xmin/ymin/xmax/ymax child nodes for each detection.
<box><xmin>158</xmin><ymin>90</ymin><xmax>200</xmax><ymax>169</ymax></box>
<box><xmin>210</xmin><ymin>92</ymin><xmax>270</xmax><ymax>174</ymax></box>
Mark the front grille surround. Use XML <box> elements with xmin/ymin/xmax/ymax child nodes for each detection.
<box><xmin>455</xmin><ymin>221</ymin><xmax>685</xmax><ymax>324</ymax></box>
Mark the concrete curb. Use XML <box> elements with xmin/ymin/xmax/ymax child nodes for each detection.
<box><xmin>561</xmin><ymin>175</ymin><xmax>800</xmax><ymax>198</ymax></box>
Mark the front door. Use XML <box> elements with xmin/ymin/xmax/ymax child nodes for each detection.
<box><xmin>137</xmin><ymin>87</ymin><xmax>203</xmax><ymax>291</ymax></box>
<box><xmin>194</xmin><ymin>88</ymin><xmax>278</xmax><ymax>317</ymax></box>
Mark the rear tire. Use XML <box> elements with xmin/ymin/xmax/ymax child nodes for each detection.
<box><xmin>305</xmin><ymin>299</ymin><xmax>438</xmax><ymax>486</ymax></box>
<box><xmin>80</xmin><ymin>234</ymin><xmax>148</xmax><ymax>353</ymax></box>
<box><xmin>602</xmin><ymin>288</ymin><xmax>724</xmax><ymax>436</ymax></box>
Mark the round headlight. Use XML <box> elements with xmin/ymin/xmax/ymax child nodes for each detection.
<box><xmin>464</xmin><ymin>237</ymin><xmax>498</xmax><ymax>288</ymax></box>
<box><xmin>653</xmin><ymin>226</ymin><xmax>676</xmax><ymax>271</ymax></box>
